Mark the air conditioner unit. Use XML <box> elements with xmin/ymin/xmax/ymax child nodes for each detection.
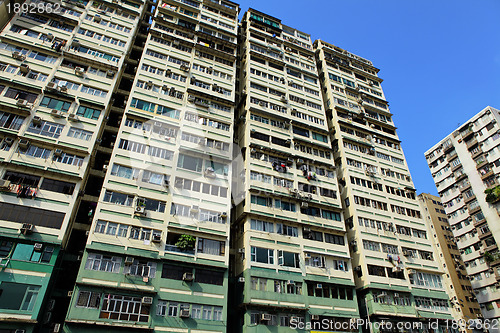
<box><xmin>75</xmin><ymin>67</ymin><xmax>85</xmax><ymax>76</ymax></box>
<box><xmin>46</xmin><ymin>82</ymin><xmax>57</xmax><ymax>90</ymax></box>
<box><xmin>21</xmin><ymin>223</ymin><xmax>34</xmax><ymax>234</ymax></box>
<box><xmin>32</xmin><ymin>116</ymin><xmax>42</xmax><ymax>125</ymax></box>
<box><xmin>260</xmin><ymin>313</ymin><xmax>271</xmax><ymax>321</ymax></box>
<box><xmin>102</xmin><ymin>164</ymin><xmax>108</xmax><ymax>171</ymax></box>
<box><xmin>238</xmin><ymin>277</ymin><xmax>245</xmax><ymax>283</ymax></box>
<box><xmin>204</xmin><ymin>168</ymin><xmax>216</xmax><ymax>178</ymax></box>
<box><xmin>0</xmin><ymin>179</ymin><xmax>11</xmax><ymax>190</ymax></box>
<box><xmin>34</xmin><ymin>243</ymin><xmax>43</xmax><ymax>251</ymax></box>
<box><xmin>54</xmin><ymin>149</ymin><xmax>63</xmax><ymax>157</ymax></box>
<box><xmin>12</xmin><ymin>51</ymin><xmax>25</xmax><ymax>60</ymax></box>
<box><xmin>182</xmin><ymin>272</ymin><xmax>194</xmax><ymax>282</ymax></box>
<box><xmin>135</xmin><ymin>206</ymin><xmax>146</xmax><ymax>215</ymax></box>
<box><xmin>59</xmin><ymin>86</ymin><xmax>68</xmax><ymax>93</ymax></box>
<box><xmin>68</xmin><ymin>114</ymin><xmax>79</xmax><ymax>122</ymax></box>
<box><xmin>180</xmin><ymin>309</ymin><xmax>190</xmax><ymax>318</ymax></box>
<box><xmin>53</xmin><ymin>323</ymin><xmax>61</xmax><ymax>333</ymax></box>
<box><xmin>17</xmin><ymin>99</ymin><xmax>28</xmax><ymax>107</ymax></box>
<box><xmin>51</xmin><ymin>109</ymin><xmax>64</xmax><ymax>118</ymax></box>
<box><xmin>180</xmin><ymin>64</ymin><xmax>190</xmax><ymax>72</ymax></box>
<box><xmin>20</xmin><ymin>64</ymin><xmax>30</xmax><ymax>73</ymax></box>
<box><xmin>3</xmin><ymin>137</ymin><xmax>13</xmax><ymax>146</ymax></box>
<box><xmin>311</xmin><ymin>314</ymin><xmax>320</xmax><ymax>320</ymax></box>
<box><xmin>124</xmin><ymin>256</ymin><xmax>134</xmax><ymax>265</ymax></box>
<box><xmin>141</xmin><ymin>296</ymin><xmax>153</xmax><ymax>305</ymax></box>
<box><xmin>301</xmin><ymin>202</ymin><xmax>309</xmax><ymax>208</ymax></box>
<box><xmin>18</xmin><ymin>139</ymin><xmax>30</xmax><ymax>149</ymax></box>
<box><xmin>152</xmin><ymin>233</ymin><xmax>161</xmax><ymax>242</ymax></box>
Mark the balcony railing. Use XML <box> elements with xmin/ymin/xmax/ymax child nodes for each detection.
<box><xmin>164</xmin><ymin>244</ymin><xmax>195</xmax><ymax>255</ymax></box>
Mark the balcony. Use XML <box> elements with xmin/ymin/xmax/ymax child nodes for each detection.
<box><xmin>479</xmin><ymin>229</ymin><xmax>492</xmax><ymax>240</ymax></box>
<box><xmin>461</xmin><ymin>126</ymin><xmax>475</xmax><ymax>140</ymax></box>
<box><xmin>446</xmin><ymin>152</ymin><xmax>458</xmax><ymax>162</ymax></box>
<box><xmin>459</xmin><ymin>181</ymin><xmax>472</xmax><ymax>192</ymax></box>
<box><xmin>466</xmin><ymin>137</ymin><xmax>479</xmax><ymax>149</ymax></box>
<box><xmin>443</xmin><ymin>142</ymin><xmax>454</xmax><ymax>153</ymax></box>
<box><xmin>473</xmin><ymin>215</ymin><xmax>487</xmax><ymax>228</ymax></box>
<box><xmin>464</xmin><ymin>194</ymin><xmax>477</xmax><ymax>204</ymax></box>
<box><xmin>451</xmin><ymin>160</ymin><xmax>462</xmax><ymax>172</ymax></box>
<box><xmin>467</xmin><ymin>204</ymin><xmax>481</xmax><ymax>215</ymax></box>
<box><xmin>471</xmin><ymin>147</ymin><xmax>483</xmax><ymax>159</ymax></box>
<box><xmin>454</xmin><ymin>170</ymin><xmax>467</xmax><ymax>181</ymax></box>
<box><xmin>480</xmin><ymin>168</ymin><xmax>495</xmax><ymax>181</ymax></box>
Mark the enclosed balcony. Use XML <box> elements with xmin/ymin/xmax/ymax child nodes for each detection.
<box><xmin>466</xmin><ymin>136</ymin><xmax>478</xmax><ymax>149</ymax></box>
<box><xmin>460</xmin><ymin>126</ymin><xmax>475</xmax><ymax>140</ymax></box>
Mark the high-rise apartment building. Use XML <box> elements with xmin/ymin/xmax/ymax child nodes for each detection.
<box><xmin>231</xmin><ymin>9</ymin><xmax>359</xmax><ymax>332</ymax></box>
<box><xmin>62</xmin><ymin>0</ymin><xmax>239</xmax><ymax>331</ymax></box>
<box><xmin>418</xmin><ymin>193</ymin><xmax>481</xmax><ymax>326</ymax></box>
<box><xmin>0</xmin><ymin>0</ymin><xmax>146</xmax><ymax>330</ymax></box>
<box><xmin>0</xmin><ymin>1</ymin><xmax>465</xmax><ymax>332</ymax></box>
<box><xmin>426</xmin><ymin>106</ymin><xmax>500</xmax><ymax>322</ymax></box>
<box><xmin>314</xmin><ymin>39</ymin><xmax>454</xmax><ymax>332</ymax></box>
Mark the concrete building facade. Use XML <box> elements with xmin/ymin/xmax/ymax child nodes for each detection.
<box><xmin>315</xmin><ymin>39</ymin><xmax>454</xmax><ymax>332</ymax></box>
<box><xmin>418</xmin><ymin>193</ymin><xmax>481</xmax><ymax>330</ymax></box>
<box><xmin>0</xmin><ymin>2</ymin><xmax>467</xmax><ymax>332</ymax></box>
<box><xmin>231</xmin><ymin>9</ymin><xmax>358</xmax><ymax>333</ymax></box>
<box><xmin>426</xmin><ymin>106</ymin><xmax>500</xmax><ymax>324</ymax></box>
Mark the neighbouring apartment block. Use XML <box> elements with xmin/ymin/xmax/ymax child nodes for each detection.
<box><xmin>418</xmin><ymin>193</ymin><xmax>481</xmax><ymax>328</ymax></box>
<box><xmin>426</xmin><ymin>106</ymin><xmax>500</xmax><ymax>324</ymax></box>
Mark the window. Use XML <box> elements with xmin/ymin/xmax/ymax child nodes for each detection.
<box><xmin>40</xmin><ymin>178</ymin><xmax>75</xmax><ymax>195</ymax></box>
<box><xmin>76</xmin><ymin>106</ymin><xmax>101</xmax><ymax>120</ymax></box>
<box><xmin>0</xmin><ymin>283</ymin><xmax>40</xmax><ymax>311</ymax></box>
<box><xmin>76</xmin><ymin>291</ymin><xmax>101</xmax><ymax>308</ymax></box>
<box><xmin>278</xmin><ymin>251</ymin><xmax>300</xmax><ymax>268</ymax></box>
<box><xmin>67</xmin><ymin>127</ymin><xmax>93</xmax><ymax>141</ymax></box>
<box><xmin>100</xmin><ymin>294</ymin><xmax>149</xmax><ymax>322</ymax></box>
<box><xmin>195</xmin><ymin>268</ymin><xmax>224</xmax><ymax>285</ymax></box>
<box><xmin>53</xmin><ymin>153</ymin><xmax>84</xmax><ymax>167</ymax></box>
<box><xmin>103</xmin><ymin>191</ymin><xmax>134</xmax><ymax>206</ymax></box>
<box><xmin>197</xmin><ymin>238</ymin><xmax>224</xmax><ymax>256</ymax></box>
<box><xmin>251</xmin><ymin>246</ymin><xmax>274</xmax><ymax>264</ymax></box>
<box><xmin>111</xmin><ymin>164</ymin><xmax>139</xmax><ymax>180</ymax></box>
<box><xmin>85</xmin><ymin>253</ymin><xmax>121</xmax><ymax>273</ymax></box>
<box><xmin>40</xmin><ymin>96</ymin><xmax>71</xmax><ymax>111</ymax></box>
<box><xmin>125</xmin><ymin>259</ymin><xmax>157</xmax><ymax>278</ymax></box>
<box><xmin>27</xmin><ymin>121</ymin><xmax>64</xmax><ymax>138</ymax></box>
<box><xmin>177</xmin><ymin>154</ymin><xmax>203</xmax><ymax>172</ymax></box>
